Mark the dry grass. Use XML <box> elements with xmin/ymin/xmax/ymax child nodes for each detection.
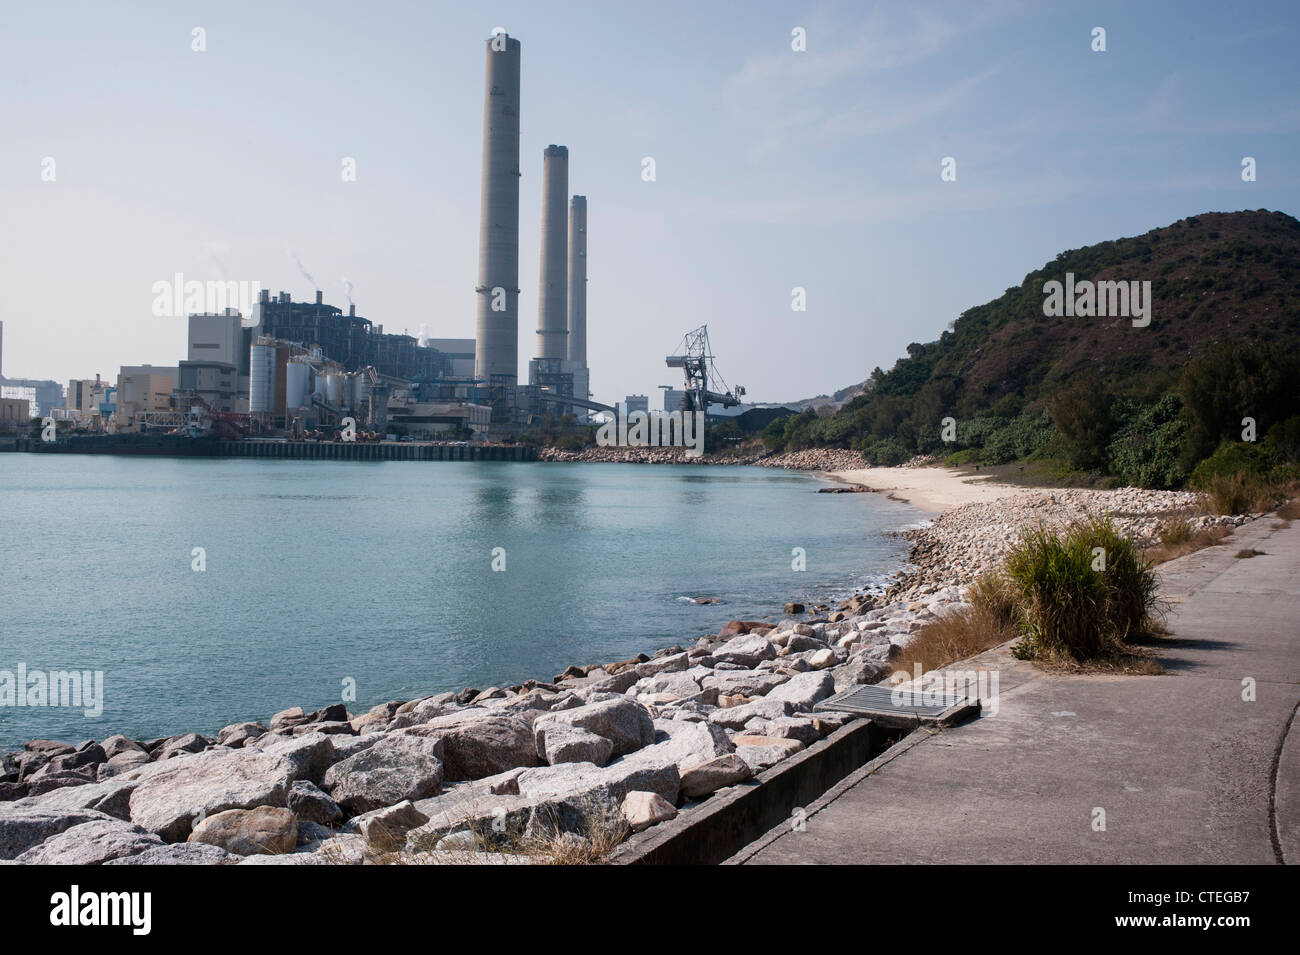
<box><xmin>1276</xmin><ymin>498</ymin><xmax>1300</xmax><ymax>520</ymax></box>
<box><xmin>1142</xmin><ymin>521</ymin><xmax>1230</xmax><ymax>565</ymax></box>
<box><xmin>371</xmin><ymin>799</ymin><xmax>629</xmax><ymax>866</ymax></box>
<box><xmin>1234</xmin><ymin>548</ymin><xmax>1265</xmax><ymax>559</ymax></box>
<box><xmin>891</xmin><ymin>601</ymin><xmax>1019</xmax><ymax>678</ymax></box>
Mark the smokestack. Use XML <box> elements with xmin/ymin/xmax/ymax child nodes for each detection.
<box><xmin>349</xmin><ymin>304</ymin><xmax>356</xmax><ymax>317</ymax></box>
<box><xmin>567</xmin><ymin>195</ymin><xmax>587</xmax><ymax>367</ymax></box>
<box><xmin>315</xmin><ymin>290</ymin><xmax>323</xmax><ymax>306</ymax></box>
<box><xmin>536</xmin><ymin>145</ymin><xmax>569</xmax><ymax>361</ymax></box>
<box><xmin>474</xmin><ymin>32</ymin><xmax>522</xmax><ymax>384</ymax></box>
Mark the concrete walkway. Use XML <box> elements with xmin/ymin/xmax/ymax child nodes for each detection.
<box><xmin>729</xmin><ymin>513</ymin><xmax>1300</xmax><ymax>865</ymax></box>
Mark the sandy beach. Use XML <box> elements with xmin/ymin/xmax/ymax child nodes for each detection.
<box><xmin>829</xmin><ymin>466</ymin><xmax>1026</xmax><ymax>513</ymax></box>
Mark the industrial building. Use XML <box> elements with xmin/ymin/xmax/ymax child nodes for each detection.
<box><xmin>252</xmin><ymin>290</ymin><xmax>451</xmax><ymax>382</ymax></box>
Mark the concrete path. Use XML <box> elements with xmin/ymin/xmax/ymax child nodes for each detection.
<box><xmin>729</xmin><ymin>513</ymin><xmax>1300</xmax><ymax>865</ymax></box>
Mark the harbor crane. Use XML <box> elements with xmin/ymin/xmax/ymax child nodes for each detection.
<box><xmin>665</xmin><ymin>325</ymin><xmax>745</xmax><ymax>414</ymax></box>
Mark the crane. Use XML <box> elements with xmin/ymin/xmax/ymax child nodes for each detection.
<box><xmin>665</xmin><ymin>325</ymin><xmax>745</xmax><ymax>414</ymax></box>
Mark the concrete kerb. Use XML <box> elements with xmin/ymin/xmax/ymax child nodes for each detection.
<box><xmin>606</xmin><ymin>717</ymin><xmax>893</xmax><ymax>865</ymax></box>
<box><xmin>722</xmin><ymin>724</ymin><xmax>939</xmax><ymax>865</ymax></box>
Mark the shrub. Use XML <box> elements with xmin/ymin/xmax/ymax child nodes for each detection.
<box><xmin>1107</xmin><ymin>395</ymin><xmax>1188</xmax><ymax>489</ymax></box>
<box><xmin>1196</xmin><ymin>472</ymin><xmax>1281</xmax><ymax>515</ymax></box>
<box><xmin>1188</xmin><ymin>440</ymin><xmax>1276</xmax><ymax>487</ymax></box>
<box><xmin>1005</xmin><ymin>517</ymin><xmax>1160</xmax><ymax>660</ymax></box>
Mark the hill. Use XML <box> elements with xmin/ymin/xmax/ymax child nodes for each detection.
<box><xmin>763</xmin><ymin>210</ymin><xmax>1300</xmax><ymax>488</ymax></box>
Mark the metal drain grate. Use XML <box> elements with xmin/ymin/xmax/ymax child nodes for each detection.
<box><xmin>815</xmin><ymin>684</ymin><xmax>975</xmax><ymax>723</ymax></box>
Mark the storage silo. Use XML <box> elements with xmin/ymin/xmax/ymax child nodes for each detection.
<box><xmin>285</xmin><ymin>359</ymin><xmax>311</xmax><ymax>409</ymax></box>
<box><xmin>249</xmin><ymin>339</ymin><xmax>275</xmax><ymax>413</ymax></box>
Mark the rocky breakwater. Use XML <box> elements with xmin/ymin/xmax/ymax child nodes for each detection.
<box><xmin>0</xmin><ymin>609</ymin><xmax>946</xmax><ymax>864</ymax></box>
<box><xmin>534</xmin><ymin>445</ymin><xmax>869</xmax><ymax>470</ymax></box>
<box><xmin>881</xmin><ymin>486</ymin><xmax>1259</xmax><ymax>604</ymax></box>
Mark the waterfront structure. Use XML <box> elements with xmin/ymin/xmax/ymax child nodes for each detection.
<box><xmin>178</xmin><ymin>361</ymin><xmax>238</xmax><ymax>412</ymax></box>
<box><xmin>624</xmin><ymin>394</ymin><xmax>650</xmax><ymax>416</ymax></box>
<box><xmin>474</xmin><ymin>32</ymin><xmax>522</xmax><ymax>394</ymax></box>
<box><xmin>253</xmin><ymin>291</ymin><xmax>449</xmax><ymax>382</ymax></box>
<box><xmin>66</xmin><ymin>376</ymin><xmax>109</xmax><ymax>414</ymax></box>
<box><xmin>0</xmin><ymin>396</ymin><xmax>30</xmax><ymax>428</ymax></box>
<box><xmin>189</xmin><ymin>310</ymin><xmax>251</xmax><ymax>404</ymax></box>
<box><xmin>115</xmin><ymin>367</ymin><xmax>176</xmax><ymax>431</ymax></box>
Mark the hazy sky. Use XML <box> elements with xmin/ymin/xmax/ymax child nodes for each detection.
<box><xmin>2</xmin><ymin>0</ymin><xmax>1297</xmax><ymax>403</ymax></box>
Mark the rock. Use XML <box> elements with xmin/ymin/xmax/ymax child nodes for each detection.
<box><xmin>247</xmin><ymin>732</ymin><xmax>336</xmax><ymax>784</ymax></box>
<box><xmin>189</xmin><ymin>806</ymin><xmax>298</xmax><ymax>856</ymax></box>
<box><xmin>621</xmin><ymin>719</ymin><xmax>735</xmax><ymax>774</ymax></box>
<box><xmin>296</xmin><ymin>820</ymin><xmax>335</xmax><ymax>848</ymax></box>
<box><xmin>717</xmin><ymin>620</ymin><xmax>769</xmax><ymax>639</ymax></box>
<box><xmin>532</xmin><ymin>698</ymin><xmax>654</xmax><ymax>760</ymax></box>
<box><xmin>26</xmin><ymin>770</ymin><xmax>96</xmax><ymax>795</ymax></box>
<box><xmin>784</xmin><ymin>602</ymin><xmax>805</xmax><ymax>614</ymax></box>
<box><xmin>764</xmin><ymin>716</ymin><xmax>822</xmax><ymax>746</ymax></box>
<box><xmin>127</xmin><ymin>748</ymin><xmax>298</xmax><ymax>842</ymax></box>
<box><xmin>0</xmin><ymin>807</ymin><xmax>114</xmax><ymax>860</ymax></box>
<box><xmin>354</xmin><ymin>800</ymin><xmax>430</xmax><ymax>849</ymax></box>
<box><xmin>291</xmin><ymin>721</ymin><xmax>354</xmax><ymax>737</ymax></box>
<box><xmin>217</xmin><ymin>722</ymin><xmax>267</xmax><ymax>748</ymax></box>
<box><xmin>23</xmin><ymin>740</ymin><xmax>75</xmax><ymax>757</ymax></box>
<box><xmin>270</xmin><ymin>706</ymin><xmax>309</xmax><ymax>731</ymax></box>
<box><xmin>808</xmin><ymin>648</ymin><xmax>837</xmax><ymax>670</ymax></box>
<box><xmin>621</xmin><ymin>791</ymin><xmax>677</xmax><ymax>832</ymax></box>
<box><xmin>285</xmin><ymin>780</ymin><xmax>343</xmax><ymax>825</ymax></box>
<box><xmin>98</xmin><ymin>751</ymin><xmax>152</xmax><ymax>779</ymax></box>
<box><xmin>780</xmin><ymin>634</ymin><xmax>826</xmax><ymax>654</ymax></box>
<box><xmin>701</xmin><ymin>670</ymin><xmax>789</xmax><ymax>698</ymax></box>
<box><xmin>307</xmin><ymin>703</ymin><xmax>349</xmax><ymax>724</ymax></box>
<box><xmin>518</xmin><ymin>758</ymin><xmax>681</xmax><ymax>838</ymax></box>
<box><xmin>679</xmin><ymin>754</ymin><xmax>753</xmax><ymax>798</ymax></box>
<box><xmin>707</xmin><ymin>697</ymin><xmax>792</xmax><ymax>729</ymax></box>
<box><xmin>0</xmin><ymin>782</ymin><xmax>28</xmax><ymax>801</ymax></box>
<box><xmin>323</xmin><ymin>735</ymin><xmax>445</xmax><ymax>814</ymax></box>
<box><xmin>712</xmin><ymin>633</ymin><xmax>777</xmax><ymax>667</ymax></box>
<box><xmin>766</xmin><ymin>670</ymin><xmax>837</xmax><ymax>712</ymax></box>
<box><xmin>832</xmin><ymin>660</ymin><xmax>889</xmax><ymax>692</ymax></box>
<box><xmin>16</xmin><ymin>818</ymin><xmax>164</xmax><ymax>864</ymax></box>
<box><xmin>402</xmin><ymin>711</ymin><xmax>539</xmax><ymax>781</ymax></box>
<box><xmin>104</xmin><ymin>842</ymin><xmax>237</xmax><ymax>865</ymax></box>
<box><xmin>43</xmin><ymin>744</ymin><xmax>106</xmax><ymax>774</ymax></box>
<box><xmin>157</xmin><ymin>734</ymin><xmax>212</xmax><ymax>760</ymax></box>
<box><xmin>536</xmin><ymin>724</ymin><xmax>615</xmax><ymax>767</ymax></box>
<box><xmin>793</xmin><ymin>623</ymin><xmax>816</xmax><ymax>637</ymax></box>
<box><xmin>633</xmin><ymin>652</ymin><xmax>690</xmax><ymax>678</ymax></box>
<box><xmin>732</xmin><ymin>735</ymin><xmax>805</xmax><ymax>772</ymax></box>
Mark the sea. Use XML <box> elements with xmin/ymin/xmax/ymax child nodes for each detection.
<box><xmin>0</xmin><ymin>455</ymin><xmax>922</xmax><ymax>751</ymax></box>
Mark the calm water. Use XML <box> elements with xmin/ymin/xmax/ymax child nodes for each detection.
<box><xmin>0</xmin><ymin>455</ymin><xmax>921</xmax><ymax>751</ymax></box>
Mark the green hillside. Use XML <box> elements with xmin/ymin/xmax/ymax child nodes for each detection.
<box><xmin>764</xmin><ymin>210</ymin><xmax>1300</xmax><ymax>488</ymax></box>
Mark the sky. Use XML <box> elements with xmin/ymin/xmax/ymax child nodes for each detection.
<box><xmin>1</xmin><ymin>0</ymin><xmax>1297</xmax><ymax>404</ymax></box>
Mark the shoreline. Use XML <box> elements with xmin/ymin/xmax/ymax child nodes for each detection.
<box><xmin>0</xmin><ymin>457</ymin><xmax>1262</xmax><ymax>864</ymax></box>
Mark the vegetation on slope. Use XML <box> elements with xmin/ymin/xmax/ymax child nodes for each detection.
<box><xmin>762</xmin><ymin>210</ymin><xmax>1300</xmax><ymax>489</ymax></box>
